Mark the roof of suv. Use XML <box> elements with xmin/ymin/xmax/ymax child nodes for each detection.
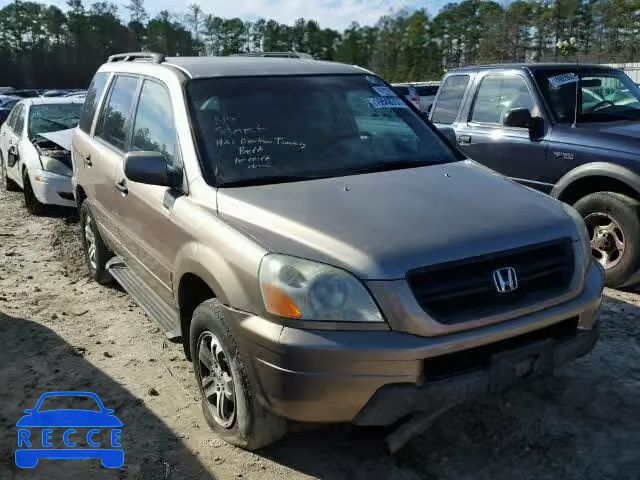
<box><xmin>137</xmin><ymin>56</ymin><xmax>368</xmax><ymax>79</ymax></box>
<box><xmin>450</xmin><ymin>63</ymin><xmax>618</xmax><ymax>73</ymax></box>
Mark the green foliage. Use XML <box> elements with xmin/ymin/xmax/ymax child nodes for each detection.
<box><xmin>1</xmin><ymin>0</ymin><xmax>640</xmax><ymax>88</ymax></box>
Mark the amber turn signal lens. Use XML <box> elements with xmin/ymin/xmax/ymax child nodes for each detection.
<box><xmin>262</xmin><ymin>284</ymin><xmax>303</xmax><ymax>319</ymax></box>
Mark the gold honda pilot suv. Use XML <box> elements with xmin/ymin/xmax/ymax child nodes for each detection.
<box><xmin>72</xmin><ymin>52</ymin><xmax>604</xmax><ymax>450</ymax></box>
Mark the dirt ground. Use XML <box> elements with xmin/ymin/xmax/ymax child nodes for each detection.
<box><xmin>1</xmin><ymin>186</ymin><xmax>639</xmax><ymax>480</ymax></box>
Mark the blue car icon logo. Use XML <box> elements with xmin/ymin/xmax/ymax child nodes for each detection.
<box><xmin>15</xmin><ymin>391</ymin><xmax>124</xmax><ymax>468</ymax></box>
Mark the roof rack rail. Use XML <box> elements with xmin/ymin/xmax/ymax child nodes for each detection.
<box><xmin>232</xmin><ymin>51</ymin><xmax>313</xmax><ymax>59</ymax></box>
<box><xmin>107</xmin><ymin>52</ymin><xmax>165</xmax><ymax>64</ymax></box>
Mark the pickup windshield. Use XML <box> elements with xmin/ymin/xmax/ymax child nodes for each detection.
<box><xmin>186</xmin><ymin>75</ymin><xmax>459</xmax><ymax>186</ymax></box>
<box><xmin>535</xmin><ymin>69</ymin><xmax>640</xmax><ymax>123</ymax></box>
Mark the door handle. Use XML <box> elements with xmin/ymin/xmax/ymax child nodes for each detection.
<box><xmin>458</xmin><ymin>134</ymin><xmax>472</xmax><ymax>145</ymax></box>
<box><xmin>81</xmin><ymin>154</ymin><xmax>92</xmax><ymax>167</ymax></box>
<box><xmin>115</xmin><ymin>179</ymin><xmax>128</xmax><ymax>195</ymax></box>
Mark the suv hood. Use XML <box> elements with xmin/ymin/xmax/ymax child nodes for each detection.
<box><xmin>217</xmin><ymin>161</ymin><xmax>576</xmax><ymax>280</ymax></box>
<box><xmin>554</xmin><ymin>121</ymin><xmax>640</xmax><ymax>155</ymax></box>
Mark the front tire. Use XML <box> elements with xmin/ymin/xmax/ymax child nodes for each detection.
<box><xmin>190</xmin><ymin>299</ymin><xmax>286</xmax><ymax>450</ymax></box>
<box><xmin>80</xmin><ymin>201</ymin><xmax>112</xmax><ymax>284</ymax></box>
<box><xmin>22</xmin><ymin>170</ymin><xmax>44</xmax><ymax>214</ymax></box>
<box><xmin>574</xmin><ymin>192</ymin><xmax>640</xmax><ymax>288</ymax></box>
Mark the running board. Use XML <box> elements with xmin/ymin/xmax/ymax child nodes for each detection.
<box><xmin>106</xmin><ymin>257</ymin><xmax>180</xmax><ymax>339</ymax></box>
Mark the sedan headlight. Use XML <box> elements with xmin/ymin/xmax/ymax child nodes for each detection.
<box><xmin>562</xmin><ymin>203</ymin><xmax>591</xmax><ymax>265</ymax></box>
<box><xmin>41</xmin><ymin>155</ymin><xmax>72</xmax><ymax>177</ymax></box>
<box><xmin>259</xmin><ymin>254</ymin><xmax>383</xmax><ymax>322</ymax></box>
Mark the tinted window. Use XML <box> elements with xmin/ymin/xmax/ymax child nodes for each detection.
<box><xmin>416</xmin><ymin>86</ymin><xmax>439</xmax><ymax>96</ymax></box>
<box><xmin>131</xmin><ymin>80</ymin><xmax>178</xmax><ymax>165</ymax></box>
<box><xmin>6</xmin><ymin>104</ymin><xmax>21</xmax><ymax>130</ymax></box>
<box><xmin>14</xmin><ymin>104</ymin><xmax>26</xmax><ymax>135</ymax></box>
<box><xmin>187</xmin><ymin>75</ymin><xmax>459</xmax><ymax>186</ymax></box>
<box><xmin>29</xmin><ymin>103</ymin><xmax>82</xmax><ymax>136</ymax></box>
<box><xmin>79</xmin><ymin>72</ymin><xmax>109</xmax><ymax>133</ymax></box>
<box><xmin>394</xmin><ymin>86</ymin><xmax>409</xmax><ymax>95</ymax></box>
<box><xmin>96</xmin><ymin>75</ymin><xmax>138</xmax><ymax>150</ymax></box>
<box><xmin>431</xmin><ymin>75</ymin><xmax>469</xmax><ymax>124</ymax></box>
<box><xmin>471</xmin><ymin>75</ymin><xmax>535</xmax><ymax>125</ymax></box>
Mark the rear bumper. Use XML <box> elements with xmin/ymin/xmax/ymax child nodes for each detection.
<box><xmin>234</xmin><ymin>262</ymin><xmax>603</xmax><ymax>424</ymax></box>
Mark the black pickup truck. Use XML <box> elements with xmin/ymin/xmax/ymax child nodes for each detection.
<box><xmin>430</xmin><ymin>63</ymin><xmax>640</xmax><ymax>288</ymax></box>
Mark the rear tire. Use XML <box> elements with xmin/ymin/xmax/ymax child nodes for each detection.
<box><xmin>80</xmin><ymin>201</ymin><xmax>112</xmax><ymax>284</ymax></box>
<box><xmin>22</xmin><ymin>169</ymin><xmax>44</xmax><ymax>214</ymax></box>
<box><xmin>1</xmin><ymin>153</ymin><xmax>19</xmax><ymax>192</ymax></box>
<box><xmin>574</xmin><ymin>192</ymin><xmax>640</xmax><ymax>288</ymax></box>
<box><xmin>190</xmin><ymin>299</ymin><xmax>286</xmax><ymax>450</ymax></box>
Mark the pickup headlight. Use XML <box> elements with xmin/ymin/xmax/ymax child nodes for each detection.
<box><xmin>41</xmin><ymin>155</ymin><xmax>72</xmax><ymax>177</ymax></box>
<box><xmin>562</xmin><ymin>203</ymin><xmax>591</xmax><ymax>265</ymax></box>
<box><xmin>259</xmin><ymin>254</ymin><xmax>384</xmax><ymax>322</ymax></box>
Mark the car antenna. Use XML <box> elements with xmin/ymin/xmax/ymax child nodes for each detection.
<box><xmin>572</xmin><ymin>44</ymin><xmax>580</xmax><ymax>128</ymax></box>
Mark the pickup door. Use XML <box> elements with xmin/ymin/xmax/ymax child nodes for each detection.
<box><xmin>432</xmin><ymin>72</ymin><xmax>552</xmax><ymax>193</ymax></box>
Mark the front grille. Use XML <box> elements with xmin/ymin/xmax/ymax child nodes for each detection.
<box><xmin>407</xmin><ymin>239</ymin><xmax>574</xmax><ymax>324</ymax></box>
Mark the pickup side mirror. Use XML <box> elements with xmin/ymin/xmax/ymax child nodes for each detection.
<box><xmin>124</xmin><ymin>151</ymin><xmax>182</xmax><ymax>188</ymax></box>
<box><xmin>504</xmin><ymin>108</ymin><xmax>533</xmax><ymax>128</ymax></box>
<box><xmin>438</xmin><ymin>126</ymin><xmax>458</xmax><ymax>147</ymax></box>
<box><xmin>504</xmin><ymin>108</ymin><xmax>545</xmax><ymax>140</ymax></box>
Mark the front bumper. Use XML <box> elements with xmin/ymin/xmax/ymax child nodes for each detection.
<box><xmin>234</xmin><ymin>262</ymin><xmax>603</xmax><ymax>424</ymax></box>
<box><xmin>29</xmin><ymin>169</ymin><xmax>74</xmax><ymax>207</ymax></box>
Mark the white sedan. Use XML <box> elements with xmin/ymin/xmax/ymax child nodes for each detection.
<box><xmin>0</xmin><ymin>97</ymin><xmax>83</xmax><ymax>213</ymax></box>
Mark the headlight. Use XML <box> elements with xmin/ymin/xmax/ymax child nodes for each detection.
<box><xmin>259</xmin><ymin>254</ymin><xmax>384</xmax><ymax>322</ymax></box>
<box><xmin>562</xmin><ymin>203</ymin><xmax>591</xmax><ymax>265</ymax></box>
<box><xmin>41</xmin><ymin>155</ymin><xmax>72</xmax><ymax>177</ymax></box>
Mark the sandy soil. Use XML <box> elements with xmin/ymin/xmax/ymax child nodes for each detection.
<box><xmin>1</xmin><ymin>186</ymin><xmax>639</xmax><ymax>480</ymax></box>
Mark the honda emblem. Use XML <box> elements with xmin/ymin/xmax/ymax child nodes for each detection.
<box><xmin>493</xmin><ymin>267</ymin><xmax>518</xmax><ymax>293</ymax></box>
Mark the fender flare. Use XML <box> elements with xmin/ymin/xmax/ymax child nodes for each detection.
<box><xmin>551</xmin><ymin>162</ymin><xmax>640</xmax><ymax>200</ymax></box>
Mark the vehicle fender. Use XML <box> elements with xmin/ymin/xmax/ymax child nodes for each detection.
<box><xmin>551</xmin><ymin>162</ymin><xmax>640</xmax><ymax>200</ymax></box>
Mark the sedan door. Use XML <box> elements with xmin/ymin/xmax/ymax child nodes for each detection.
<box><xmin>454</xmin><ymin>73</ymin><xmax>552</xmax><ymax>193</ymax></box>
<box><xmin>2</xmin><ymin>104</ymin><xmax>26</xmax><ymax>186</ymax></box>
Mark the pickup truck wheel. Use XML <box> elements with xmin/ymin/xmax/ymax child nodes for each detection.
<box><xmin>190</xmin><ymin>299</ymin><xmax>286</xmax><ymax>450</ymax></box>
<box><xmin>574</xmin><ymin>192</ymin><xmax>640</xmax><ymax>288</ymax></box>
<box><xmin>1</xmin><ymin>154</ymin><xmax>19</xmax><ymax>192</ymax></box>
<box><xmin>22</xmin><ymin>169</ymin><xmax>44</xmax><ymax>215</ymax></box>
<box><xmin>80</xmin><ymin>202</ymin><xmax>112</xmax><ymax>284</ymax></box>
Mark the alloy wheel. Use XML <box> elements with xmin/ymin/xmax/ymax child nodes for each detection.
<box><xmin>84</xmin><ymin>216</ymin><xmax>98</xmax><ymax>270</ymax></box>
<box><xmin>196</xmin><ymin>331</ymin><xmax>236</xmax><ymax>429</ymax></box>
<box><xmin>585</xmin><ymin>212</ymin><xmax>626</xmax><ymax>270</ymax></box>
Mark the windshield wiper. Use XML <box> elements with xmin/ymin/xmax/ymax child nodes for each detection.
<box><xmin>219</xmin><ymin>174</ymin><xmax>326</xmax><ymax>187</ymax></box>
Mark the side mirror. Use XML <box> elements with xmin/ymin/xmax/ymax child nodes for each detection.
<box><xmin>7</xmin><ymin>145</ymin><xmax>18</xmax><ymax>167</ymax></box>
<box><xmin>23</xmin><ymin>409</ymin><xmax>34</xmax><ymax>414</ymax></box>
<box><xmin>438</xmin><ymin>126</ymin><xmax>458</xmax><ymax>147</ymax></box>
<box><xmin>124</xmin><ymin>151</ymin><xmax>181</xmax><ymax>188</ymax></box>
<box><xmin>504</xmin><ymin>108</ymin><xmax>533</xmax><ymax>129</ymax></box>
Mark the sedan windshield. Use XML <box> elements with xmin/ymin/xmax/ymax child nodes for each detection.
<box><xmin>28</xmin><ymin>103</ymin><xmax>82</xmax><ymax>137</ymax></box>
<box><xmin>535</xmin><ymin>69</ymin><xmax>640</xmax><ymax>123</ymax></box>
<box><xmin>186</xmin><ymin>75</ymin><xmax>459</xmax><ymax>186</ymax></box>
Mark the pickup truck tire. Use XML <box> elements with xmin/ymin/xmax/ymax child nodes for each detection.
<box><xmin>80</xmin><ymin>202</ymin><xmax>112</xmax><ymax>285</ymax></box>
<box><xmin>574</xmin><ymin>192</ymin><xmax>640</xmax><ymax>288</ymax></box>
<box><xmin>1</xmin><ymin>154</ymin><xmax>19</xmax><ymax>192</ymax></box>
<box><xmin>22</xmin><ymin>169</ymin><xmax>44</xmax><ymax>215</ymax></box>
<box><xmin>190</xmin><ymin>299</ymin><xmax>286</xmax><ymax>450</ymax></box>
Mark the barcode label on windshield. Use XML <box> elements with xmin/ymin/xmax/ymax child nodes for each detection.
<box><xmin>549</xmin><ymin>73</ymin><xmax>578</xmax><ymax>88</ymax></box>
<box><xmin>369</xmin><ymin>97</ymin><xmax>408</xmax><ymax>109</ymax></box>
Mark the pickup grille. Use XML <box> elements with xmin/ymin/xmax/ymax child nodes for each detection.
<box><xmin>407</xmin><ymin>239</ymin><xmax>575</xmax><ymax>324</ymax></box>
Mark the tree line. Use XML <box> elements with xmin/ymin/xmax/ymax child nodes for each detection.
<box><xmin>0</xmin><ymin>0</ymin><xmax>638</xmax><ymax>88</ymax></box>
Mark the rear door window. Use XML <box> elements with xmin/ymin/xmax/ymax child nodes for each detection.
<box><xmin>79</xmin><ymin>72</ymin><xmax>109</xmax><ymax>133</ymax></box>
<box><xmin>431</xmin><ymin>75</ymin><xmax>470</xmax><ymax>124</ymax></box>
<box><xmin>95</xmin><ymin>75</ymin><xmax>139</xmax><ymax>151</ymax></box>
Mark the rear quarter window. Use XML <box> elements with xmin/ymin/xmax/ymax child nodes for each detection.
<box><xmin>431</xmin><ymin>75</ymin><xmax>470</xmax><ymax>124</ymax></box>
<box><xmin>79</xmin><ymin>72</ymin><xmax>109</xmax><ymax>134</ymax></box>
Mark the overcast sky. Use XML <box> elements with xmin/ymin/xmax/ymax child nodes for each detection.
<box><xmin>0</xmin><ymin>0</ymin><xmax>451</xmax><ymax>30</ymax></box>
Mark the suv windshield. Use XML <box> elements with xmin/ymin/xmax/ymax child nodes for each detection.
<box><xmin>187</xmin><ymin>75</ymin><xmax>459</xmax><ymax>186</ymax></box>
<box><xmin>28</xmin><ymin>103</ymin><xmax>82</xmax><ymax>137</ymax></box>
<box><xmin>535</xmin><ymin>69</ymin><xmax>640</xmax><ymax>123</ymax></box>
